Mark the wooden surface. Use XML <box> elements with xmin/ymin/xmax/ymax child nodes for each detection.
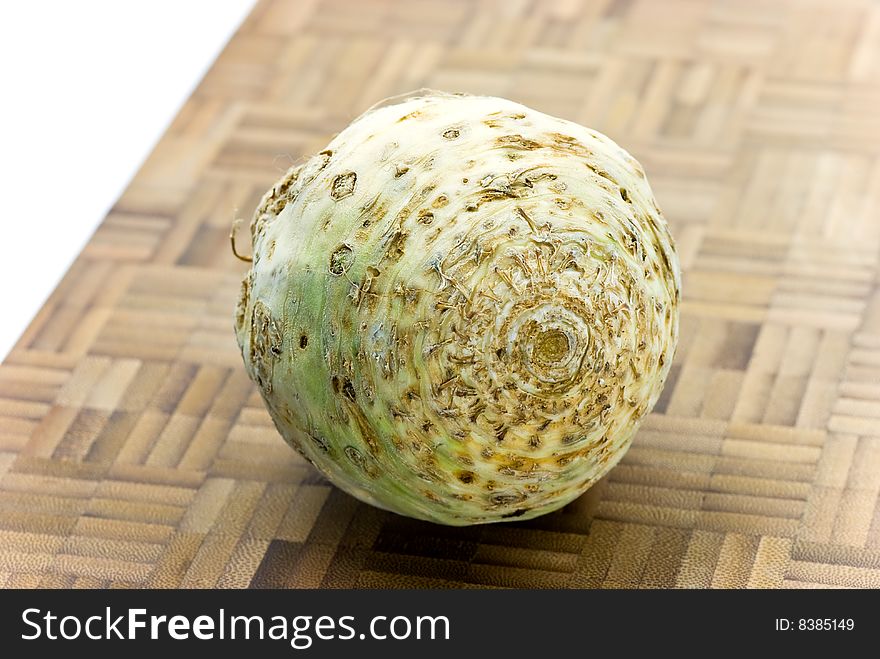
<box><xmin>3</xmin><ymin>0</ymin><xmax>880</xmax><ymax>589</ymax></box>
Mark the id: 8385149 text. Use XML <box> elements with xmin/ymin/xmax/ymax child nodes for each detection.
<box><xmin>775</xmin><ymin>618</ymin><xmax>854</xmax><ymax>631</ymax></box>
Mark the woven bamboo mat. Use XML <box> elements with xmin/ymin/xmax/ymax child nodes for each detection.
<box><xmin>3</xmin><ymin>0</ymin><xmax>880</xmax><ymax>589</ymax></box>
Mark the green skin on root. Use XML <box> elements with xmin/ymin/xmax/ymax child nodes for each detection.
<box><xmin>234</xmin><ymin>91</ymin><xmax>681</xmax><ymax>526</ymax></box>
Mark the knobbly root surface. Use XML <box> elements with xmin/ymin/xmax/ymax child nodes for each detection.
<box><xmin>234</xmin><ymin>91</ymin><xmax>680</xmax><ymax>526</ymax></box>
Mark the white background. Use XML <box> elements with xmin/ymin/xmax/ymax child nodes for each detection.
<box><xmin>0</xmin><ymin>0</ymin><xmax>256</xmax><ymax>360</ymax></box>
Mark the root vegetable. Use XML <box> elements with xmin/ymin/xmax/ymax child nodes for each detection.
<box><xmin>234</xmin><ymin>91</ymin><xmax>680</xmax><ymax>525</ymax></box>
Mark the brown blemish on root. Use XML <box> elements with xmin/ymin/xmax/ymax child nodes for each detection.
<box><xmin>249</xmin><ymin>301</ymin><xmax>282</xmax><ymax>395</ymax></box>
<box><xmin>496</xmin><ymin>134</ymin><xmax>542</xmax><ymax>150</ymax></box>
<box><xmin>344</xmin><ymin>445</ymin><xmax>378</xmax><ymax>478</ymax></box>
<box><xmin>381</xmin><ymin>231</ymin><xmax>409</xmax><ymax>264</ymax></box>
<box><xmin>423</xmin><ymin>490</ymin><xmax>445</xmax><ymax>504</ymax></box>
<box><xmin>457</xmin><ymin>471</ymin><xmax>476</xmax><ymax>484</ymax></box>
<box><xmin>491</xmin><ymin>492</ymin><xmax>527</xmax><ymax>506</ymax></box>
<box><xmin>392</xmin><ymin>184</ymin><xmax>437</xmax><ymax>228</ymax></box>
<box><xmin>341</xmin><ymin>378</ymin><xmax>357</xmax><ymax>402</ymax></box>
<box><xmin>484</xmin><ymin>112</ymin><xmax>526</xmax><ymax>128</ymax></box>
<box><xmin>344</xmin><ymin>396</ymin><xmax>381</xmax><ymax>456</ymax></box>
<box><xmin>331</xmin><ymin>172</ymin><xmax>357</xmax><ymax>200</ymax></box>
<box><xmin>234</xmin><ymin>273</ymin><xmax>251</xmax><ymax>331</ymax></box>
<box><xmin>547</xmin><ymin>133</ymin><xmax>591</xmax><ymax>156</ymax></box>
<box><xmin>351</xmin><ymin>266</ymin><xmax>381</xmax><ymax>307</ymax></box>
<box><xmin>329</xmin><ymin>244</ymin><xmax>354</xmax><ymax>275</ymax></box>
<box><xmin>501</xmin><ymin>508</ymin><xmax>527</xmax><ymax>518</ymax></box>
<box><xmin>586</xmin><ymin>163</ymin><xmax>618</xmax><ymax>185</ymax></box>
<box><xmin>308</xmin><ymin>433</ymin><xmax>330</xmax><ymax>453</ymax></box>
<box><xmin>252</xmin><ymin>163</ymin><xmax>304</xmax><ymax>234</ymax></box>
